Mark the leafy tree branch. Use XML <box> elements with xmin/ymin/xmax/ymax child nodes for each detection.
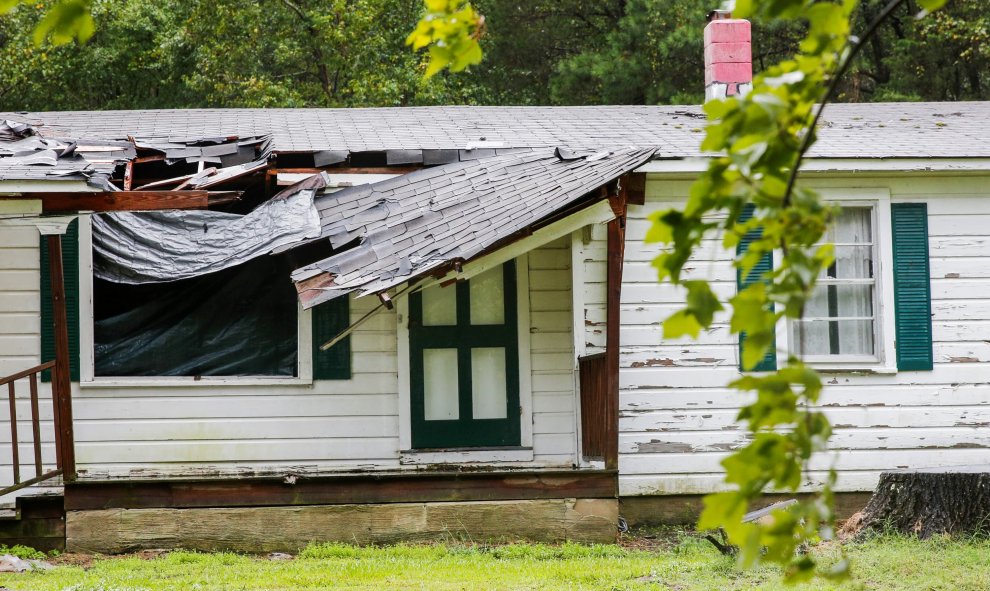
<box><xmin>647</xmin><ymin>0</ymin><xmax>947</xmax><ymax>582</ymax></box>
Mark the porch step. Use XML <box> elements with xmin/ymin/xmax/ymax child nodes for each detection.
<box><xmin>0</xmin><ymin>494</ymin><xmax>65</xmax><ymax>552</ymax></box>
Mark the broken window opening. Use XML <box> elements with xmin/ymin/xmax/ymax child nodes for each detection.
<box><xmin>93</xmin><ymin>255</ymin><xmax>299</xmax><ymax>378</ymax></box>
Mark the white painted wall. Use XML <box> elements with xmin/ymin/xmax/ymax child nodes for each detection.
<box><xmin>0</xmin><ymin>229</ymin><xmax>578</xmax><ymax>480</ymax></box>
<box><xmin>584</xmin><ymin>174</ymin><xmax>990</xmax><ymax>497</ymax></box>
<box><xmin>0</xmin><ymin>225</ymin><xmax>58</xmax><ymax>489</ymax></box>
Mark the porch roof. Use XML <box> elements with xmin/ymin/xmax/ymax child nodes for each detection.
<box><xmin>292</xmin><ymin>146</ymin><xmax>655</xmax><ymax>308</ymax></box>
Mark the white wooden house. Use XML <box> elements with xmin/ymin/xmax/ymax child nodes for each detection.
<box><xmin>0</xmin><ymin>17</ymin><xmax>988</xmax><ymax>552</ymax></box>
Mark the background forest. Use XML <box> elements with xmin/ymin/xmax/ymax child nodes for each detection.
<box><xmin>0</xmin><ymin>0</ymin><xmax>985</xmax><ymax>111</ymax></box>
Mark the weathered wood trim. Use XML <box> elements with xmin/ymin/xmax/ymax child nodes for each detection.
<box><xmin>46</xmin><ymin>234</ymin><xmax>75</xmax><ymax>480</ymax></box>
<box><xmin>621</xmin><ymin>173</ymin><xmax>646</xmax><ymax>206</ymax></box>
<box><xmin>0</xmin><ymin>495</ymin><xmax>66</xmax><ymax>553</ymax></box>
<box><xmin>3</xmin><ymin>191</ymin><xmax>237</xmax><ymax>213</ymax></box>
<box><xmin>516</xmin><ymin>253</ymin><xmax>534</xmax><ymax>449</ymax></box>
<box><xmin>578</xmin><ymin>353</ymin><xmax>608</xmax><ymax>462</ymax></box>
<box><xmin>64</xmin><ymin>469</ymin><xmax>618</xmax><ymax>511</ymax></box>
<box><xmin>603</xmin><ymin>195</ymin><xmax>625</xmax><ymax>471</ymax></box>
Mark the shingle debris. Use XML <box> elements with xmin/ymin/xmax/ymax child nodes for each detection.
<box><xmin>0</xmin><ymin>120</ymin><xmax>125</xmax><ymax>188</ymax></box>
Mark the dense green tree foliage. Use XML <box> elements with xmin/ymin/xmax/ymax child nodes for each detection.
<box><xmin>0</xmin><ymin>0</ymin><xmax>982</xmax><ymax>110</ymax></box>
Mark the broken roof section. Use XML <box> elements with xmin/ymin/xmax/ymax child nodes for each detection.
<box><xmin>292</xmin><ymin>146</ymin><xmax>656</xmax><ymax>308</ymax></box>
<box><xmin>0</xmin><ymin>117</ymin><xmax>275</xmax><ymax>189</ymax></box>
<box><xmin>0</xmin><ymin>119</ymin><xmax>126</xmax><ymax>188</ymax></box>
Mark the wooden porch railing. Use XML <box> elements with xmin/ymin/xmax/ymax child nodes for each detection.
<box><xmin>0</xmin><ymin>361</ymin><xmax>64</xmax><ymax>496</ymax></box>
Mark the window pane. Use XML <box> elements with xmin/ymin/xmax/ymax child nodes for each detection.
<box><xmin>805</xmin><ymin>284</ymin><xmax>874</xmax><ymax>319</ymax></box>
<box><xmin>422</xmin><ymin>285</ymin><xmax>456</xmax><ymax>326</ymax></box>
<box><xmin>829</xmin><ymin>207</ymin><xmax>873</xmax><ymax>245</ymax></box>
<box><xmin>471</xmin><ymin>347</ymin><xmax>507</xmax><ymax>419</ymax></box>
<box><xmin>423</xmin><ymin>349</ymin><xmax>459</xmax><ymax>420</ymax></box>
<box><xmin>823</xmin><ymin>245</ymin><xmax>873</xmax><ymax>279</ymax></box>
<box><xmin>792</xmin><ymin>319</ymin><xmax>875</xmax><ymax>356</ymax></box>
<box><xmin>470</xmin><ymin>265</ymin><xmax>505</xmax><ymax>325</ymax></box>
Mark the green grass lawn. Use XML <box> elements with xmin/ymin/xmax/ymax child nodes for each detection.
<box><xmin>0</xmin><ymin>531</ymin><xmax>987</xmax><ymax>590</ymax></box>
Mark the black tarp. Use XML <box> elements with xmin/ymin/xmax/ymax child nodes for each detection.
<box><xmin>94</xmin><ymin>255</ymin><xmax>298</xmax><ymax>377</ymax></box>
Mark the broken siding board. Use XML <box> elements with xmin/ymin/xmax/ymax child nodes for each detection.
<box><xmin>619</xmin><ymin>427</ymin><xmax>990</xmax><ymax>454</ymax></box>
<box><xmin>619</xmin><ymin>471</ymin><xmax>888</xmax><ymax>496</ymax></box>
<box><xmin>619</xmin><ymin>406</ymin><xmax>990</xmax><ymax>433</ymax></box>
<box><xmin>613</xmin><ymin>173</ymin><xmax>990</xmax><ymax>497</ymax></box>
<box><xmin>620</xmin><ymin>448</ymin><xmax>990</xmax><ymax>474</ymax></box>
<box><xmin>621</xmin><ymin>383</ymin><xmax>990</xmax><ymax>410</ymax></box>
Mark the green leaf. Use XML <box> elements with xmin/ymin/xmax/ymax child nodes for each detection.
<box><xmin>408</xmin><ymin>0</ymin><xmax>483</xmax><ymax>79</ymax></box>
<box><xmin>662</xmin><ymin>310</ymin><xmax>702</xmax><ymax>340</ymax></box>
<box><xmin>33</xmin><ymin>0</ymin><xmax>94</xmax><ymax>46</ymax></box>
<box><xmin>0</xmin><ymin>0</ymin><xmax>19</xmax><ymax>14</ymax></box>
<box><xmin>916</xmin><ymin>0</ymin><xmax>948</xmax><ymax>11</ymax></box>
<box><xmin>684</xmin><ymin>281</ymin><xmax>723</xmax><ymax>327</ymax></box>
<box><xmin>698</xmin><ymin>492</ymin><xmax>745</xmax><ymax>531</ymax></box>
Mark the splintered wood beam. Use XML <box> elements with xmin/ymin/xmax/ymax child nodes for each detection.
<box><xmin>0</xmin><ymin>191</ymin><xmax>244</xmax><ymax>213</ymax></box>
<box><xmin>206</xmin><ymin>191</ymin><xmax>243</xmax><ymax>206</ymax></box>
<box><xmin>295</xmin><ymin>273</ymin><xmax>339</xmax><ymax>310</ymax></box>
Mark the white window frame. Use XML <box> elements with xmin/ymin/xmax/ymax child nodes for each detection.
<box><xmin>776</xmin><ymin>187</ymin><xmax>897</xmax><ymax>373</ymax></box>
<box><xmin>397</xmin><ymin>253</ymin><xmax>534</xmax><ymax>464</ymax></box>
<box><xmin>77</xmin><ymin>215</ymin><xmax>314</xmax><ymax>388</ymax></box>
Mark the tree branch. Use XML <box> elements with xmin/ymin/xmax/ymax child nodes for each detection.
<box><xmin>782</xmin><ymin>0</ymin><xmax>908</xmax><ymax>206</ymax></box>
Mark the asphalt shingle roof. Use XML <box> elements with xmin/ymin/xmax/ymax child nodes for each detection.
<box><xmin>3</xmin><ymin>102</ymin><xmax>989</xmax><ymax>161</ymax></box>
<box><xmin>291</xmin><ymin>146</ymin><xmax>656</xmax><ymax>307</ymax></box>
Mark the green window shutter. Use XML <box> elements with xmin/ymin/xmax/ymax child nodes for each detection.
<box><xmin>891</xmin><ymin>203</ymin><xmax>933</xmax><ymax>371</ymax></box>
<box><xmin>736</xmin><ymin>204</ymin><xmax>776</xmax><ymax>371</ymax></box>
<box><xmin>312</xmin><ymin>295</ymin><xmax>351</xmax><ymax>379</ymax></box>
<box><xmin>40</xmin><ymin>219</ymin><xmax>81</xmax><ymax>382</ymax></box>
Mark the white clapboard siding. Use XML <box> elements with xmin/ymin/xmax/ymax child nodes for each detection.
<box><xmin>0</xmin><ymin>229</ymin><xmax>580</xmax><ymax>479</ymax></box>
<box><xmin>68</xmin><ymin>291</ymin><xmax>402</xmax><ymax>474</ymax></box>
<box><xmin>527</xmin><ymin>237</ymin><xmax>577</xmax><ymax>463</ymax></box>
<box><xmin>0</xmin><ymin>228</ymin><xmax>60</xmax><ymax>499</ymax></box>
<box><xmin>593</xmin><ymin>174</ymin><xmax>990</xmax><ymax>495</ymax></box>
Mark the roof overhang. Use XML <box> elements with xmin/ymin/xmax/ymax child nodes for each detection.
<box><xmin>637</xmin><ymin>157</ymin><xmax>990</xmax><ymax>175</ymax></box>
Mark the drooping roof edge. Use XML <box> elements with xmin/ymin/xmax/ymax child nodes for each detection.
<box><xmin>292</xmin><ymin>146</ymin><xmax>656</xmax><ymax>310</ymax></box>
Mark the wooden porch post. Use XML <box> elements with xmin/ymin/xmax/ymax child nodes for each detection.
<box><xmin>45</xmin><ymin>234</ymin><xmax>76</xmax><ymax>480</ymax></box>
<box><xmin>604</xmin><ymin>191</ymin><xmax>627</xmax><ymax>471</ymax></box>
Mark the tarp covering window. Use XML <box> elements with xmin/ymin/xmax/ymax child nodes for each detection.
<box><xmin>94</xmin><ymin>255</ymin><xmax>298</xmax><ymax>377</ymax></box>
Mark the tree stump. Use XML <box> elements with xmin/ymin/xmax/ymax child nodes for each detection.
<box><xmin>856</xmin><ymin>466</ymin><xmax>990</xmax><ymax>538</ymax></box>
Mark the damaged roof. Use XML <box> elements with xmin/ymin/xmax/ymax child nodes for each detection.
<box><xmin>0</xmin><ymin>118</ymin><xmax>273</xmax><ymax>188</ymax></box>
<box><xmin>2</xmin><ymin>102</ymin><xmax>989</xmax><ymax>165</ymax></box>
<box><xmin>292</xmin><ymin>146</ymin><xmax>656</xmax><ymax>308</ymax></box>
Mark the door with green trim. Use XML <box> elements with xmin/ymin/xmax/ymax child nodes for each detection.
<box><xmin>409</xmin><ymin>262</ymin><xmax>521</xmax><ymax>449</ymax></box>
